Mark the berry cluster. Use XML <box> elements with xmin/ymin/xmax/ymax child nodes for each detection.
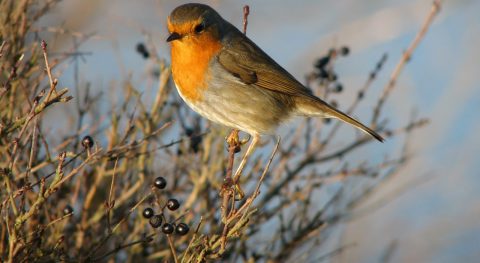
<box><xmin>177</xmin><ymin>126</ymin><xmax>203</xmax><ymax>155</ymax></box>
<box><xmin>136</xmin><ymin>43</ymin><xmax>150</xmax><ymax>59</ymax></box>
<box><xmin>312</xmin><ymin>46</ymin><xmax>351</xmax><ymax>125</ymax></box>
<box><xmin>142</xmin><ymin>177</ymin><xmax>190</xmax><ymax>236</ymax></box>
<box><xmin>313</xmin><ymin>46</ymin><xmax>349</xmax><ymax>90</ymax></box>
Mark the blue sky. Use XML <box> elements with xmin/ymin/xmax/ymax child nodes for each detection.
<box><xmin>40</xmin><ymin>0</ymin><xmax>480</xmax><ymax>262</ymax></box>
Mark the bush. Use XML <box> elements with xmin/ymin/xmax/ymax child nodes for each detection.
<box><xmin>0</xmin><ymin>1</ymin><xmax>437</xmax><ymax>262</ymax></box>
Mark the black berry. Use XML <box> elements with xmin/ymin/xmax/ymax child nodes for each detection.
<box><xmin>149</xmin><ymin>214</ymin><xmax>162</xmax><ymax>228</ymax></box>
<box><xmin>136</xmin><ymin>43</ymin><xmax>150</xmax><ymax>59</ymax></box>
<box><xmin>175</xmin><ymin>223</ymin><xmax>190</xmax><ymax>236</ymax></box>
<box><xmin>340</xmin><ymin>46</ymin><xmax>350</xmax><ymax>56</ymax></box>
<box><xmin>81</xmin><ymin>135</ymin><xmax>94</xmax><ymax>149</ymax></box>
<box><xmin>334</xmin><ymin>84</ymin><xmax>343</xmax><ymax>93</ymax></box>
<box><xmin>143</xmin><ymin>207</ymin><xmax>154</xmax><ymax>219</ymax></box>
<box><xmin>162</xmin><ymin>223</ymin><xmax>174</xmax><ymax>234</ymax></box>
<box><xmin>166</xmin><ymin>199</ymin><xmax>180</xmax><ymax>211</ymax></box>
<box><xmin>330</xmin><ymin>73</ymin><xmax>338</xmax><ymax>81</ymax></box>
<box><xmin>315</xmin><ymin>56</ymin><xmax>330</xmax><ymax>70</ymax></box>
<box><xmin>317</xmin><ymin>69</ymin><xmax>329</xmax><ymax>79</ymax></box>
<box><xmin>358</xmin><ymin>91</ymin><xmax>364</xmax><ymax>99</ymax></box>
<box><xmin>185</xmin><ymin>127</ymin><xmax>194</xmax><ymax>136</ymax></box>
<box><xmin>63</xmin><ymin>205</ymin><xmax>73</xmax><ymax>215</ymax></box>
<box><xmin>190</xmin><ymin>135</ymin><xmax>202</xmax><ymax>153</ymax></box>
<box><xmin>153</xmin><ymin>177</ymin><xmax>167</xmax><ymax>189</ymax></box>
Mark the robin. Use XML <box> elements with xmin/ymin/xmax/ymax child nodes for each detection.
<box><xmin>166</xmin><ymin>3</ymin><xmax>383</xmax><ymax>179</ymax></box>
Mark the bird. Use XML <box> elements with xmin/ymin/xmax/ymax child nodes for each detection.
<box><xmin>166</xmin><ymin>3</ymin><xmax>383</xmax><ymax>180</ymax></box>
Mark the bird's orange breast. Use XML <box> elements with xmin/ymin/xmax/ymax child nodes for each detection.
<box><xmin>170</xmin><ymin>34</ymin><xmax>223</xmax><ymax>102</ymax></box>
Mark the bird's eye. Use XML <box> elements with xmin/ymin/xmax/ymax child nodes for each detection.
<box><xmin>194</xmin><ymin>23</ymin><xmax>205</xmax><ymax>33</ymax></box>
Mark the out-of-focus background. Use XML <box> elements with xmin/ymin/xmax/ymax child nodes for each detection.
<box><xmin>39</xmin><ymin>0</ymin><xmax>480</xmax><ymax>262</ymax></box>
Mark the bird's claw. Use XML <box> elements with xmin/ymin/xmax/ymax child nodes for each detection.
<box><xmin>226</xmin><ymin>129</ymin><xmax>240</xmax><ymax>146</ymax></box>
<box><xmin>239</xmin><ymin>134</ymin><xmax>251</xmax><ymax>146</ymax></box>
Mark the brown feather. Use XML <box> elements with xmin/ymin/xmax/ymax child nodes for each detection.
<box><xmin>218</xmin><ymin>30</ymin><xmax>317</xmax><ymax>99</ymax></box>
<box><xmin>218</xmin><ymin>27</ymin><xmax>384</xmax><ymax>142</ymax></box>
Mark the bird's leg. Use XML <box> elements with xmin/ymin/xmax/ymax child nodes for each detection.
<box><xmin>233</xmin><ymin>134</ymin><xmax>259</xmax><ymax>180</ymax></box>
<box><xmin>226</xmin><ymin>129</ymin><xmax>250</xmax><ymax>148</ymax></box>
<box><xmin>233</xmin><ymin>134</ymin><xmax>260</xmax><ymax>198</ymax></box>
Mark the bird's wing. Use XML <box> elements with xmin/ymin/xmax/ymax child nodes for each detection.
<box><xmin>217</xmin><ymin>33</ymin><xmax>317</xmax><ymax>100</ymax></box>
<box><xmin>217</xmin><ymin>33</ymin><xmax>384</xmax><ymax>143</ymax></box>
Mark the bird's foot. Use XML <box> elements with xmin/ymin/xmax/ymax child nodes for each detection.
<box><xmin>226</xmin><ymin>129</ymin><xmax>250</xmax><ymax>152</ymax></box>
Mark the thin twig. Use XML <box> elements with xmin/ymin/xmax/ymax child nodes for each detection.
<box><xmin>167</xmin><ymin>234</ymin><xmax>179</xmax><ymax>263</ymax></box>
<box><xmin>322</xmin><ymin>53</ymin><xmax>388</xmax><ymax>145</ymax></box>
<box><xmin>372</xmin><ymin>0</ymin><xmax>441</xmax><ymax>124</ymax></box>
<box><xmin>41</xmin><ymin>40</ymin><xmax>58</xmax><ymax>102</ymax></box>
<box><xmin>87</xmin><ymin>192</ymin><xmax>153</xmax><ymax>259</ymax></box>
<box><xmin>93</xmin><ymin>234</ymin><xmax>155</xmax><ymax>262</ymax></box>
<box><xmin>237</xmin><ymin>137</ymin><xmax>280</xmax><ymax>222</ymax></box>
<box><xmin>106</xmin><ymin>158</ymin><xmax>119</xmax><ymax>233</ymax></box>
<box><xmin>242</xmin><ymin>5</ymin><xmax>250</xmax><ymax>35</ymax></box>
<box><xmin>3</xmin><ymin>88</ymin><xmax>72</xmax><ymax>135</ymax></box>
<box><xmin>0</xmin><ymin>41</ymin><xmax>6</xmax><ymax>58</ymax></box>
<box><xmin>181</xmin><ymin>216</ymin><xmax>203</xmax><ymax>263</ymax></box>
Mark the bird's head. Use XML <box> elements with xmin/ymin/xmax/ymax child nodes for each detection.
<box><xmin>167</xmin><ymin>3</ymin><xmax>225</xmax><ymax>45</ymax></box>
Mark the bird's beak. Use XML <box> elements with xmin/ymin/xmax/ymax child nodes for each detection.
<box><xmin>167</xmin><ymin>32</ymin><xmax>181</xmax><ymax>42</ymax></box>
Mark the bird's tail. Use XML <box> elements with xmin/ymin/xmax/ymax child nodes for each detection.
<box><xmin>295</xmin><ymin>97</ymin><xmax>384</xmax><ymax>142</ymax></box>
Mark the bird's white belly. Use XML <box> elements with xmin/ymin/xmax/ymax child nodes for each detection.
<box><xmin>173</xmin><ymin>63</ymin><xmax>291</xmax><ymax>135</ymax></box>
<box><xmin>174</xmin><ymin>82</ymin><xmax>253</xmax><ymax>133</ymax></box>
